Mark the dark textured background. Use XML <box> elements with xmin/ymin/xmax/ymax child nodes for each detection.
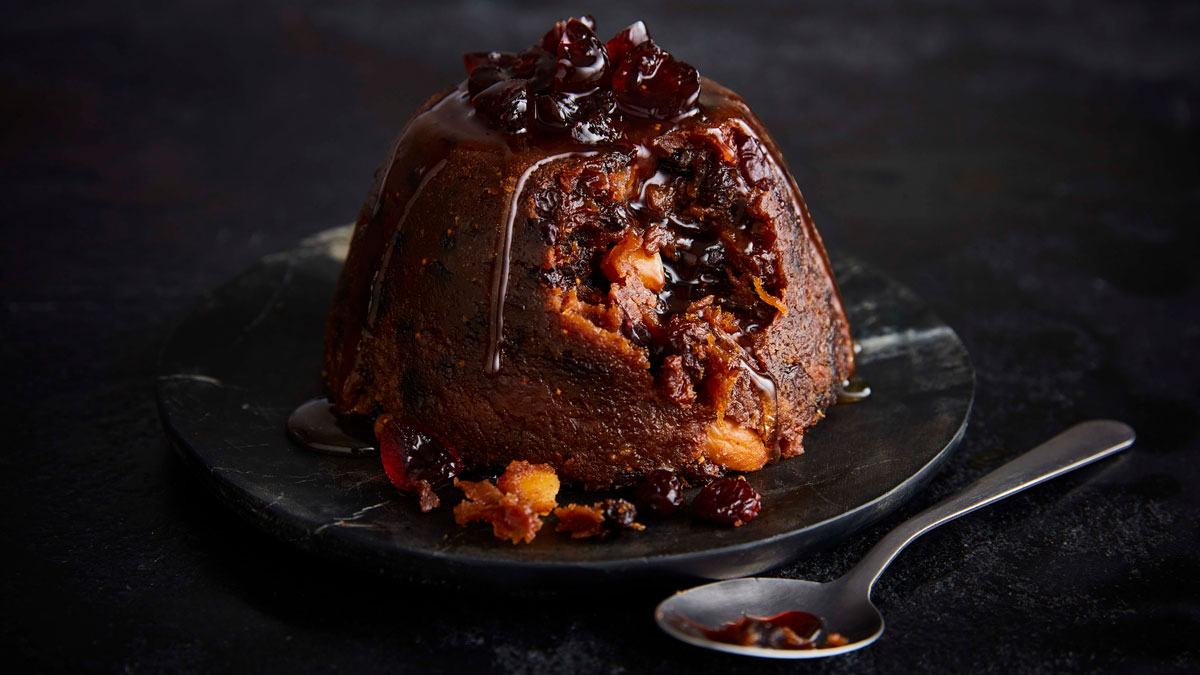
<box><xmin>2</xmin><ymin>0</ymin><xmax>1198</xmax><ymax>672</ymax></box>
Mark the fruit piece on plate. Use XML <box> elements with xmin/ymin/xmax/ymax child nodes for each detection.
<box><xmin>693</xmin><ymin>475</ymin><xmax>762</xmax><ymax>526</ymax></box>
<box><xmin>453</xmin><ymin>460</ymin><xmax>561</xmax><ymax>543</ymax></box>
<box><xmin>554</xmin><ymin>498</ymin><xmax>644</xmax><ymax>539</ymax></box>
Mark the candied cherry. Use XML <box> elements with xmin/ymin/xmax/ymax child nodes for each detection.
<box><xmin>464</xmin><ymin>18</ymin><xmax>703</xmax><ymax>136</ymax></box>
<box><xmin>472</xmin><ymin>79</ymin><xmax>532</xmax><ymax>133</ymax></box>
<box><xmin>375</xmin><ymin>417</ymin><xmax>463</xmax><ymax>512</ymax></box>
<box><xmin>553</xmin><ymin>18</ymin><xmax>610</xmax><ymax>93</ymax></box>
<box><xmin>599</xmin><ymin>498</ymin><xmax>640</xmax><ymax>532</ymax></box>
<box><xmin>540</xmin><ymin>14</ymin><xmax>596</xmax><ymax>52</ymax></box>
<box><xmin>534</xmin><ymin>88</ymin><xmax>617</xmax><ymax>136</ymax></box>
<box><xmin>634</xmin><ymin>469</ymin><xmax>685</xmax><ymax>517</ymax></box>
<box><xmin>612</xmin><ymin>40</ymin><xmax>700</xmax><ymax>120</ymax></box>
<box><xmin>605</xmin><ymin>21</ymin><xmax>650</xmax><ymax>66</ymax></box>
<box><xmin>515</xmin><ymin>46</ymin><xmax>556</xmax><ymax>92</ymax></box>
<box><xmin>533</xmin><ymin>90</ymin><xmax>583</xmax><ymax>129</ymax></box>
<box><xmin>693</xmin><ymin>475</ymin><xmax>761</xmax><ymax>525</ymax></box>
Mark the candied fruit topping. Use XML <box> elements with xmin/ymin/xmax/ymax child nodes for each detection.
<box><xmin>452</xmin><ymin>460</ymin><xmax>561</xmax><ymax>544</ymax></box>
<box><xmin>472</xmin><ymin>79</ymin><xmax>532</xmax><ymax>135</ymax></box>
<box><xmin>463</xmin><ymin>17</ymin><xmax>701</xmax><ymax>137</ymax></box>
<box><xmin>541</xmin><ymin>15</ymin><xmax>596</xmax><ymax>53</ymax></box>
<box><xmin>693</xmin><ymin>475</ymin><xmax>762</xmax><ymax>526</ymax></box>
<box><xmin>374</xmin><ymin>416</ymin><xmax>463</xmax><ymax>512</ymax></box>
<box><xmin>611</xmin><ymin>40</ymin><xmax>700</xmax><ymax>120</ymax></box>
<box><xmin>553</xmin><ymin>18</ymin><xmax>611</xmax><ymax>93</ymax></box>
<box><xmin>633</xmin><ymin>469</ymin><xmax>685</xmax><ymax>517</ymax></box>
<box><xmin>553</xmin><ymin>499</ymin><xmax>644</xmax><ymax>539</ymax></box>
<box><xmin>604</xmin><ymin>21</ymin><xmax>650</xmax><ymax>66</ymax></box>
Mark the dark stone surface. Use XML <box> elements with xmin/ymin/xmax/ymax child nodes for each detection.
<box><xmin>156</xmin><ymin>235</ymin><xmax>972</xmax><ymax>584</ymax></box>
<box><xmin>2</xmin><ymin>0</ymin><xmax>1196</xmax><ymax>672</ymax></box>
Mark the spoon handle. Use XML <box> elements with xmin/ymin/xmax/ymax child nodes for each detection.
<box><xmin>841</xmin><ymin>419</ymin><xmax>1135</xmax><ymax>595</ymax></box>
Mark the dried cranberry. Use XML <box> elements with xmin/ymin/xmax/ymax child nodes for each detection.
<box><xmin>599</xmin><ymin>498</ymin><xmax>641</xmax><ymax>533</ymax></box>
<box><xmin>375</xmin><ymin>418</ymin><xmax>463</xmax><ymax>512</ymax></box>
<box><xmin>634</xmin><ymin>469</ymin><xmax>685</xmax><ymax>517</ymax></box>
<box><xmin>540</xmin><ymin>15</ymin><xmax>596</xmax><ymax>53</ymax></box>
<box><xmin>553</xmin><ymin>18</ymin><xmax>610</xmax><ymax>93</ymax></box>
<box><xmin>612</xmin><ymin>40</ymin><xmax>700</xmax><ymax>120</ymax></box>
<box><xmin>693</xmin><ymin>476</ymin><xmax>761</xmax><ymax>525</ymax></box>
<box><xmin>465</xmin><ymin>18</ymin><xmax>703</xmax><ymax>137</ymax></box>
<box><xmin>472</xmin><ymin>79</ymin><xmax>532</xmax><ymax>133</ymax></box>
<box><xmin>605</xmin><ymin>21</ymin><xmax>650</xmax><ymax>66</ymax></box>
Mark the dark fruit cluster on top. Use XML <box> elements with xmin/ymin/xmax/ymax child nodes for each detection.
<box><xmin>463</xmin><ymin>16</ymin><xmax>701</xmax><ymax>141</ymax></box>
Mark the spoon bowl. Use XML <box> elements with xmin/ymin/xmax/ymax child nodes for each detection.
<box><xmin>655</xmin><ymin>420</ymin><xmax>1136</xmax><ymax>658</ymax></box>
<box><xmin>656</xmin><ymin>577</ymin><xmax>883</xmax><ymax>658</ymax></box>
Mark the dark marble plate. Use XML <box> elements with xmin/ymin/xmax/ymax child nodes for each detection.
<box><xmin>157</xmin><ymin>226</ymin><xmax>973</xmax><ymax>585</ymax></box>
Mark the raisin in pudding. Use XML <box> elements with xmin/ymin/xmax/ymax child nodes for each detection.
<box><xmin>324</xmin><ymin>17</ymin><xmax>854</xmax><ymax>491</ymax></box>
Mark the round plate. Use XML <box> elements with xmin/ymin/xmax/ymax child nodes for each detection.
<box><xmin>157</xmin><ymin>226</ymin><xmax>973</xmax><ymax>584</ymax></box>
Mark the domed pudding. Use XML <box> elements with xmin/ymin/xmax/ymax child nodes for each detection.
<box><xmin>324</xmin><ymin>17</ymin><xmax>854</xmax><ymax>489</ymax></box>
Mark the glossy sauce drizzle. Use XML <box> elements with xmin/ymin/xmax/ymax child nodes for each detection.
<box><xmin>837</xmin><ymin>375</ymin><xmax>872</xmax><ymax>404</ymax></box>
<box><xmin>286</xmin><ymin>398</ymin><xmax>376</xmax><ymax>456</ymax></box>
<box><xmin>486</xmin><ymin>151</ymin><xmax>596</xmax><ymax>375</ymax></box>
<box><xmin>739</xmin><ymin>358</ymin><xmax>780</xmax><ymax>453</ymax></box>
<box><xmin>366</xmin><ymin>158</ymin><xmax>448</xmax><ymax>329</ymax></box>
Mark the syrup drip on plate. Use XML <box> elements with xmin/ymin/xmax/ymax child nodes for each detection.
<box><xmin>286</xmin><ymin>398</ymin><xmax>376</xmax><ymax>456</ymax></box>
<box><xmin>837</xmin><ymin>375</ymin><xmax>872</xmax><ymax>404</ymax></box>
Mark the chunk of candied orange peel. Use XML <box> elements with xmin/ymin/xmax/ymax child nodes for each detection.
<box><xmin>703</xmin><ymin>418</ymin><xmax>770</xmax><ymax>472</ymax></box>
<box><xmin>496</xmin><ymin>460</ymin><xmax>560</xmax><ymax>515</ymax></box>
<box><xmin>452</xmin><ymin>460</ymin><xmax>562</xmax><ymax>544</ymax></box>
<box><xmin>601</xmin><ymin>231</ymin><xmax>665</xmax><ymax>291</ymax></box>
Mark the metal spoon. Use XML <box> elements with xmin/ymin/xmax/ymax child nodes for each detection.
<box><xmin>655</xmin><ymin>419</ymin><xmax>1136</xmax><ymax>658</ymax></box>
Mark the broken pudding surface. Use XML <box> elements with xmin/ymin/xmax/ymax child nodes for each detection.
<box><xmin>325</xmin><ymin>17</ymin><xmax>854</xmax><ymax>491</ymax></box>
